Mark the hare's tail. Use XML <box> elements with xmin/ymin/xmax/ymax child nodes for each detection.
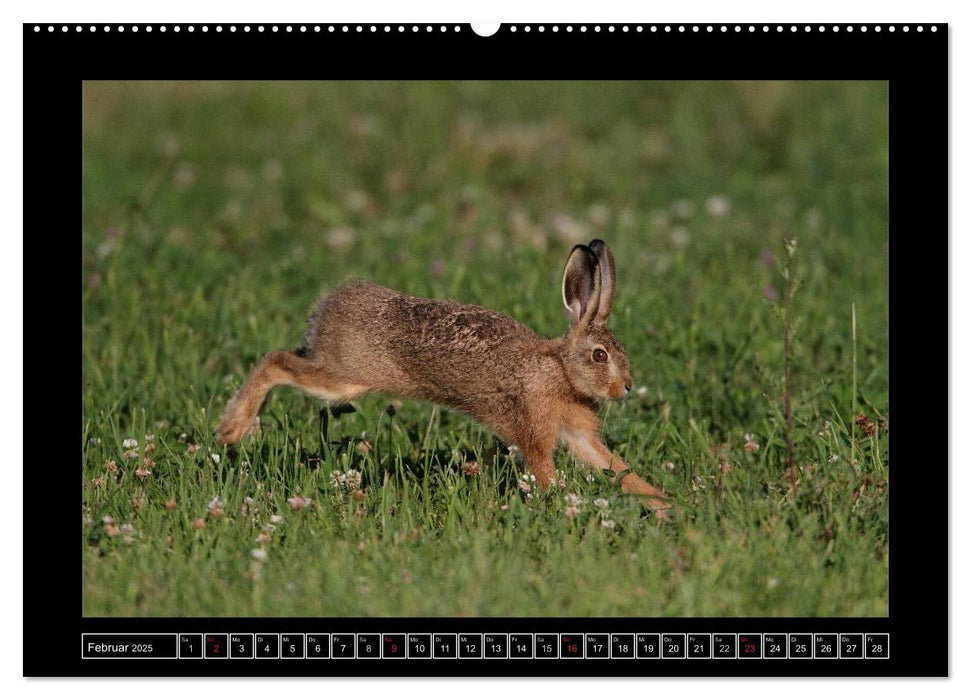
<box><xmin>217</xmin><ymin>350</ymin><xmax>313</xmax><ymax>445</ymax></box>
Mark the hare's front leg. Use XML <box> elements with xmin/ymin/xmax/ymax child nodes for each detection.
<box><xmin>496</xmin><ymin>412</ymin><xmax>558</xmax><ymax>489</ymax></box>
<box><xmin>562</xmin><ymin>430</ymin><xmax>669</xmax><ymax>519</ymax></box>
<box><xmin>523</xmin><ymin>450</ymin><xmax>556</xmax><ymax>491</ymax></box>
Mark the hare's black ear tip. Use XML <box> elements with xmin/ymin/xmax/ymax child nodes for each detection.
<box><xmin>588</xmin><ymin>239</ymin><xmax>608</xmax><ymax>254</ymax></box>
<box><xmin>568</xmin><ymin>243</ymin><xmax>595</xmax><ymax>259</ymax></box>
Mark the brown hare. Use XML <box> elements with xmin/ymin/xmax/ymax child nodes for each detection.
<box><xmin>217</xmin><ymin>239</ymin><xmax>669</xmax><ymax>517</ymax></box>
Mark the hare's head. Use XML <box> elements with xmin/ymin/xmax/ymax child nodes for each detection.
<box><xmin>559</xmin><ymin>240</ymin><xmax>634</xmax><ymax>402</ymax></box>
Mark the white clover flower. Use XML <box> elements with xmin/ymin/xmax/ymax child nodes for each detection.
<box><xmin>670</xmin><ymin>226</ymin><xmax>690</xmax><ymax>248</ymax></box>
<box><xmin>651</xmin><ymin>210</ymin><xmax>670</xmax><ymax>230</ymax></box>
<box><xmin>122</xmin><ymin>438</ymin><xmax>138</xmax><ymax>450</ymax></box>
<box><xmin>563</xmin><ymin>493</ymin><xmax>584</xmax><ymax>518</ymax></box>
<box><xmin>241</xmin><ymin>496</ymin><xmax>257</xmax><ymax>517</ymax></box>
<box><xmin>344</xmin><ymin>469</ymin><xmax>362</xmax><ymax>490</ymax></box>
<box><xmin>288</xmin><ymin>495</ymin><xmax>312</xmax><ymax>510</ymax></box>
<box><xmin>270</xmin><ymin>514</ymin><xmax>284</xmax><ymax>524</ymax></box>
<box><xmin>326</xmin><ymin>227</ymin><xmax>356</xmax><ymax>250</ymax></box>
<box><xmin>207</xmin><ymin>496</ymin><xmax>224</xmax><ymax>518</ymax></box>
<box><xmin>588</xmin><ymin>204</ymin><xmax>610</xmax><ymax>228</ymax></box>
<box><xmin>250</xmin><ymin>549</ymin><xmax>268</xmax><ymax>562</ymax></box>
<box><xmin>705</xmin><ymin>195</ymin><xmax>731</xmax><ymax>217</ymax></box>
<box><xmin>593</xmin><ymin>497</ymin><xmax>610</xmax><ymax>510</ymax></box>
<box><xmin>209</xmin><ymin>452</ymin><xmax>221</xmax><ymax>464</ymax></box>
<box><xmin>600</xmin><ymin>519</ymin><xmax>616</xmax><ymax>530</ymax></box>
<box><xmin>551</xmin><ymin>213</ymin><xmax>589</xmax><ymax>243</ymax></box>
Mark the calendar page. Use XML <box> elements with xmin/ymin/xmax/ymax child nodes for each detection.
<box><xmin>23</xmin><ymin>20</ymin><xmax>945</xmax><ymax>677</ymax></box>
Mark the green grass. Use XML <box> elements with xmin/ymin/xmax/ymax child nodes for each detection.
<box><xmin>81</xmin><ymin>80</ymin><xmax>889</xmax><ymax>617</ymax></box>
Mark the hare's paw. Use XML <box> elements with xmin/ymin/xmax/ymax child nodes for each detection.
<box><xmin>631</xmin><ymin>494</ymin><xmax>671</xmax><ymax>522</ymax></box>
<box><xmin>618</xmin><ymin>473</ymin><xmax>671</xmax><ymax>521</ymax></box>
<box><xmin>216</xmin><ymin>413</ymin><xmax>258</xmax><ymax>445</ymax></box>
<box><xmin>619</xmin><ymin>471</ymin><xmax>665</xmax><ymax>498</ymax></box>
<box><xmin>647</xmin><ymin>500</ymin><xmax>671</xmax><ymax>522</ymax></box>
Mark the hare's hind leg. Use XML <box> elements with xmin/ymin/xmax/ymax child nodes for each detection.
<box><xmin>217</xmin><ymin>350</ymin><xmax>363</xmax><ymax>445</ymax></box>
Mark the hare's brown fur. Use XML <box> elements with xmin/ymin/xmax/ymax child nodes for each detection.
<box><xmin>218</xmin><ymin>241</ymin><xmax>668</xmax><ymax>516</ymax></box>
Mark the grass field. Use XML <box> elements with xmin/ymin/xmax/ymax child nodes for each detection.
<box><xmin>81</xmin><ymin>81</ymin><xmax>889</xmax><ymax>617</ymax></box>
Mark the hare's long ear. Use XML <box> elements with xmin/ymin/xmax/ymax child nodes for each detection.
<box><xmin>588</xmin><ymin>239</ymin><xmax>616</xmax><ymax>322</ymax></box>
<box><xmin>562</xmin><ymin>244</ymin><xmax>602</xmax><ymax>328</ymax></box>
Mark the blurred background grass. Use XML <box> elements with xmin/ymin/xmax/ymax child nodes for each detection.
<box><xmin>81</xmin><ymin>81</ymin><xmax>889</xmax><ymax>617</ymax></box>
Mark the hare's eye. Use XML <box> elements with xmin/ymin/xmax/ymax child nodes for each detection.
<box><xmin>592</xmin><ymin>348</ymin><xmax>608</xmax><ymax>363</ymax></box>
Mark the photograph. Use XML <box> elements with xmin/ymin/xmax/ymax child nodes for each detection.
<box><xmin>81</xmin><ymin>79</ymin><xmax>889</xmax><ymax>618</ymax></box>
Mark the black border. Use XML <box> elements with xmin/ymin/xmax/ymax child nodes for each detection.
<box><xmin>25</xmin><ymin>22</ymin><xmax>947</xmax><ymax>677</ymax></box>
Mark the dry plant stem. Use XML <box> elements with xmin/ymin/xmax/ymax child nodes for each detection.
<box><xmin>138</xmin><ymin>147</ymin><xmax>177</xmax><ymax>208</ymax></box>
<box><xmin>784</xmin><ymin>252</ymin><xmax>796</xmax><ymax>489</ymax></box>
<box><xmin>851</xmin><ymin>302</ymin><xmax>858</xmax><ymax>464</ymax></box>
<box><xmin>421</xmin><ymin>404</ymin><xmax>439</xmax><ymax>455</ymax></box>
